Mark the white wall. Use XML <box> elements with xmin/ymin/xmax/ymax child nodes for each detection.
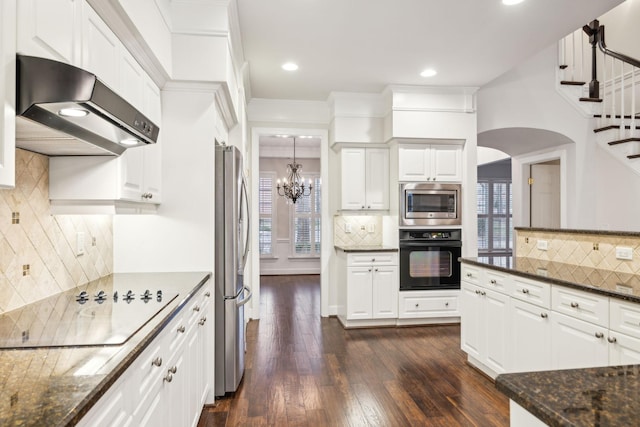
<box><xmin>478</xmin><ymin>42</ymin><xmax>640</xmax><ymax>231</ymax></box>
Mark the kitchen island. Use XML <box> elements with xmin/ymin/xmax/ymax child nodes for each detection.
<box><xmin>0</xmin><ymin>271</ymin><xmax>211</xmax><ymax>426</ymax></box>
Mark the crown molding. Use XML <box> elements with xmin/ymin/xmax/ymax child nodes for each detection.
<box><xmin>164</xmin><ymin>81</ymin><xmax>238</xmax><ymax>129</ymax></box>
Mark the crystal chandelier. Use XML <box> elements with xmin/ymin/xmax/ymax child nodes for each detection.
<box><xmin>276</xmin><ymin>137</ymin><xmax>312</xmax><ymax>204</ymax></box>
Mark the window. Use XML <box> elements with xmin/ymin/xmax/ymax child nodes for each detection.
<box><xmin>291</xmin><ymin>174</ymin><xmax>321</xmax><ymax>257</ymax></box>
<box><xmin>477</xmin><ymin>179</ymin><xmax>512</xmax><ymax>256</ymax></box>
<box><xmin>259</xmin><ymin>172</ymin><xmax>276</xmax><ymax>256</ymax></box>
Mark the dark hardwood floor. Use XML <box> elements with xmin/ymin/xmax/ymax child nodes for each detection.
<box><xmin>198</xmin><ymin>275</ymin><xmax>509</xmax><ymax>426</ymax></box>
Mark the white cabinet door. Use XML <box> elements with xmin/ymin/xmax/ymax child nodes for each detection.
<box><xmin>510</xmin><ymin>298</ymin><xmax>552</xmax><ymax>372</ymax></box>
<box><xmin>81</xmin><ymin>2</ymin><xmax>119</xmax><ymax>90</ymax></box>
<box><xmin>431</xmin><ymin>145</ymin><xmax>462</xmax><ymax>182</ymax></box>
<box><xmin>398</xmin><ymin>145</ymin><xmax>430</xmax><ymax>181</ymax></box>
<box><xmin>372</xmin><ymin>266</ymin><xmax>398</xmax><ymax>319</ymax></box>
<box><xmin>120</xmin><ymin>149</ymin><xmax>145</xmax><ymax>201</ymax></box>
<box><xmin>0</xmin><ymin>0</ymin><xmax>16</xmax><ymax>189</ymax></box>
<box><xmin>17</xmin><ymin>0</ymin><xmax>79</xmax><ymax>64</ymax></box>
<box><xmin>346</xmin><ymin>267</ymin><xmax>373</xmax><ymax>320</ymax></box>
<box><xmin>608</xmin><ymin>332</ymin><xmax>640</xmax><ymax>365</ymax></box>
<box><xmin>460</xmin><ymin>282</ymin><xmax>483</xmax><ymax>361</ymax></box>
<box><xmin>365</xmin><ymin>148</ymin><xmax>389</xmax><ymax>210</ymax></box>
<box><xmin>119</xmin><ymin>48</ymin><xmax>145</xmax><ymax>110</ymax></box>
<box><xmin>551</xmin><ymin>312</ymin><xmax>609</xmax><ymax>370</ymax></box>
<box><xmin>484</xmin><ymin>288</ymin><xmax>511</xmax><ymax>375</ymax></box>
<box><xmin>341</xmin><ymin>148</ymin><xmax>367</xmax><ymax>210</ymax></box>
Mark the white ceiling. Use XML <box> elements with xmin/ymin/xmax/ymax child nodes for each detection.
<box><xmin>237</xmin><ymin>0</ymin><xmax>624</xmax><ymax>101</ymax></box>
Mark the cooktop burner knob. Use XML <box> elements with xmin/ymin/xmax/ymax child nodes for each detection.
<box><xmin>76</xmin><ymin>291</ymin><xmax>89</xmax><ymax>304</ymax></box>
<box><xmin>157</xmin><ymin>290</ymin><xmax>163</xmax><ymax>302</ymax></box>
<box><xmin>141</xmin><ymin>290</ymin><xmax>152</xmax><ymax>303</ymax></box>
<box><xmin>124</xmin><ymin>290</ymin><xmax>135</xmax><ymax>303</ymax></box>
<box><xmin>95</xmin><ymin>290</ymin><xmax>107</xmax><ymax>303</ymax></box>
<box><xmin>113</xmin><ymin>291</ymin><xmax>118</xmax><ymax>302</ymax></box>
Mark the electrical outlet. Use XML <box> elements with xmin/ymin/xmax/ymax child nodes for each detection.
<box><xmin>616</xmin><ymin>246</ymin><xmax>633</xmax><ymax>260</ymax></box>
<box><xmin>537</xmin><ymin>240</ymin><xmax>548</xmax><ymax>251</ymax></box>
<box><xmin>92</xmin><ymin>237</ymin><xmax>97</xmax><ymax>246</ymax></box>
<box><xmin>345</xmin><ymin>223</ymin><xmax>352</xmax><ymax>233</ymax></box>
<box><xmin>76</xmin><ymin>232</ymin><xmax>85</xmax><ymax>256</ymax></box>
<box><xmin>360</xmin><ymin>225</ymin><xmax>366</xmax><ymax>231</ymax></box>
<box><xmin>367</xmin><ymin>223</ymin><xmax>375</xmax><ymax>233</ymax></box>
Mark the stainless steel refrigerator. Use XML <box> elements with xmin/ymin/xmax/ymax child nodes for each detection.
<box><xmin>214</xmin><ymin>143</ymin><xmax>251</xmax><ymax>396</ymax></box>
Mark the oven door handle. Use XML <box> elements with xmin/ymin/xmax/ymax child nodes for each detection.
<box><xmin>399</xmin><ymin>241</ymin><xmax>462</xmax><ymax>248</ymax></box>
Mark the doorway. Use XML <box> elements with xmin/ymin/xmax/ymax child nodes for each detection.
<box><xmin>530</xmin><ymin>161</ymin><xmax>561</xmax><ymax>228</ymax></box>
<box><xmin>249</xmin><ymin>127</ymin><xmax>330</xmax><ymax>321</ymax></box>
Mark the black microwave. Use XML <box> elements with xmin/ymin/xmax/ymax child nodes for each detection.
<box><xmin>399</xmin><ymin>183</ymin><xmax>461</xmax><ymax>226</ymax></box>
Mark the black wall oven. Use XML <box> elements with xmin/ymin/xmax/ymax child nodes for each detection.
<box><xmin>399</xmin><ymin>229</ymin><xmax>461</xmax><ymax>291</ymax></box>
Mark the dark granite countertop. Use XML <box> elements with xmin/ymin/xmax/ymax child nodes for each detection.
<box><xmin>496</xmin><ymin>365</ymin><xmax>640</xmax><ymax>426</ymax></box>
<box><xmin>0</xmin><ymin>271</ymin><xmax>211</xmax><ymax>427</ymax></box>
<box><xmin>334</xmin><ymin>245</ymin><xmax>399</xmax><ymax>252</ymax></box>
<box><xmin>461</xmin><ymin>256</ymin><xmax>640</xmax><ymax>304</ymax></box>
<box><xmin>514</xmin><ymin>227</ymin><xmax>640</xmax><ymax>238</ymax></box>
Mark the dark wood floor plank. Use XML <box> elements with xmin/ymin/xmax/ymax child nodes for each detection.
<box><xmin>198</xmin><ymin>274</ymin><xmax>509</xmax><ymax>426</ymax></box>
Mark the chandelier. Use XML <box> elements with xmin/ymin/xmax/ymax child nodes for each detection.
<box><xmin>276</xmin><ymin>137</ymin><xmax>312</xmax><ymax>204</ymax></box>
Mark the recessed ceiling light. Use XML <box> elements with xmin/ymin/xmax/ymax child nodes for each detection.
<box><xmin>502</xmin><ymin>0</ymin><xmax>524</xmax><ymax>5</ymax></box>
<box><xmin>420</xmin><ymin>69</ymin><xmax>437</xmax><ymax>78</ymax></box>
<box><xmin>58</xmin><ymin>108</ymin><xmax>89</xmax><ymax>117</ymax></box>
<box><xmin>282</xmin><ymin>62</ymin><xmax>299</xmax><ymax>71</ymax></box>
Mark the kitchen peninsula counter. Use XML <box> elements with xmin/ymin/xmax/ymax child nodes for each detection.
<box><xmin>334</xmin><ymin>245</ymin><xmax>398</xmax><ymax>252</ymax></box>
<box><xmin>0</xmin><ymin>271</ymin><xmax>211</xmax><ymax>427</ymax></box>
<box><xmin>496</xmin><ymin>364</ymin><xmax>640</xmax><ymax>427</ymax></box>
<box><xmin>461</xmin><ymin>256</ymin><xmax>640</xmax><ymax>304</ymax></box>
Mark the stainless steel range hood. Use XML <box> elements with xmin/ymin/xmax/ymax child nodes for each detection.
<box><xmin>16</xmin><ymin>55</ymin><xmax>159</xmax><ymax>156</ymax></box>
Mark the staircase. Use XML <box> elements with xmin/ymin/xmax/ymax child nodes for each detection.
<box><xmin>557</xmin><ymin>20</ymin><xmax>640</xmax><ymax>175</ymax></box>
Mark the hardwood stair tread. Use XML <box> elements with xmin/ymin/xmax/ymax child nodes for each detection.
<box><xmin>594</xmin><ymin>114</ymin><xmax>640</xmax><ymax>119</ymax></box>
<box><xmin>607</xmin><ymin>137</ymin><xmax>640</xmax><ymax>146</ymax></box>
<box><xmin>628</xmin><ymin>154</ymin><xmax>640</xmax><ymax>159</ymax></box>
<box><xmin>580</xmin><ymin>97</ymin><xmax>603</xmax><ymax>102</ymax></box>
<box><xmin>594</xmin><ymin>124</ymin><xmax>640</xmax><ymax>133</ymax></box>
<box><xmin>560</xmin><ymin>81</ymin><xmax>586</xmax><ymax>86</ymax></box>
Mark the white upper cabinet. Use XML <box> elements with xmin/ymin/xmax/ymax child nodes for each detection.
<box><xmin>398</xmin><ymin>143</ymin><xmax>462</xmax><ymax>182</ymax></box>
<box><xmin>17</xmin><ymin>0</ymin><xmax>80</xmax><ymax>65</ymax></box>
<box><xmin>0</xmin><ymin>0</ymin><xmax>16</xmax><ymax>189</ymax></box>
<box><xmin>81</xmin><ymin>2</ymin><xmax>119</xmax><ymax>91</ymax></box>
<box><xmin>340</xmin><ymin>147</ymin><xmax>389</xmax><ymax>210</ymax></box>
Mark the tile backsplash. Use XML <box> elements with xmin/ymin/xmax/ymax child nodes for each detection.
<box><xmin>333</xmin><ymin>215</ymin><xmax>383</xmax><ymax>247</ymax></box>
<box><xmin>516</xmin><ymin>228</ymin><xmax>640</xmax><ymax>274</ymax></box>
<box><xmin>0</xmin><ymin>149</ymin><xmax>113</xmax><ymax>314</ymax></box>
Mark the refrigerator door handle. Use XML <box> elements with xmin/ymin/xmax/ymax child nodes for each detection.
<box><xmin>240</xmin><ymin>174</ymin><xmax>251</xmax><ymax>270</ymax></box>
<box><xmin>236</xmin><ymin>285</ymin><xmax>252</xmax><ymax>307</ymax></box>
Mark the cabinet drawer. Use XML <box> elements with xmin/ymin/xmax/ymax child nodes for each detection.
<box><xmin>610</xmin><ymin>300</ymin><xmax>640</xmax><ymax>339</ymax></box>
<box><xmin>484</xmin><ymin>270</ymin><xmax>512</xmax><ymax>295</ymax></box>
<box><xmin>461</xmin><ymin>264</ymin><xmax>481</xmax><ymax>285</ymax></box>
<box><xmin>347</xmin><ymin>252</ymin><xmax>397</xmax><ymax>266</ymax></box>
<box><xmin>552</xmin><ymin>286</ymin><xmax>609</xmax><ymax>327</ymax></box>
<box><xmin>511</xmin><ymin>275</ymin><xmax>551</xmax><ymax>308</ymax></box>
<box><xmin>401</xmin><ymin>295</ymin><xmax>458</xmax><ymax>318</ymax></box>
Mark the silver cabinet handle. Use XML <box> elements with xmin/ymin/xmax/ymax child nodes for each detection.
<box><xmin>490</xmin><ymin>279</ymin><xmax>497</xmax><ymax>285</ymax></box>
<box><xmin>199</xmin><ymin>317</ymin><xmax>207</xmax><ymax>326</ymax></box>
<box><xmin>368</xmin><ymin>268</ymin><xmax>372</xmax><ymax>272</ymax></box>
<box><xmin>169</xmin><ymin>366</ymin><xmax>177</xmax><ymax>374</ymax></box>
<box><xmin>608</xmin><ymin>337</ymin><xmax>617</xmax><ymax>343</ymax></box>
<box><xmin>177</xmin><ymin>325</ymin><xmax>186</xmax><ymax>333</ymax></box>
<box><xmin>361</xmin><ymin>205</ymin><xmax>365</xmax><ymax>209</ymax></box>
<box><xmin>595</xmin><ymin>332</ymin><xmax>604</xmax><ymax>339</ymax></box>
<box><xmin>374</xmin><ymin>268</ymin><xmax>379</xmax><ymax>272</ymax></box>
<box><xmin>415</xmin><ymin>303</ymin><xmax>419</xmax><ymax>308</ymax></box>
<box><xmin>372</xmin><ymin>258</ymin><xmax>376</xmax><ymax>262</ymax></box>
<box><xmin>521</xmin><ymin>288</ymin><xmax>530</xmax><ymax>294</ymax></box>
<box><xmin>540</xmin><ymin>313</ymin><xmax>548</xmax><ymax>318</ymax></box>
<box><xmin>163</xmin><ymin>373</ymin><xmax>173</xmax><ymax>383</ymax></box>
<box><xmin>466</xmin><ymin>273</ymin><xmax>472</xmax><ymax>278</ymax></box>
<box><xmin>205</xmin><ymin>291</ymin><xmax>211</xmax><ymax>297</ymax></box>
<box><xmin>368</xmin><ymin>205</ymin><xmax>371</xmax><ymax>209</ymax></box>
<box><xmin>152</xmin><ymin>357</ymin><xmax>162</xmax><ymax>367</ymax></box>
<box><xmin>480</xmin><ymin>291</ymin><xmax>486</xmax><ymax>296</ymax></box>
<box><xmin>475</xmin><ymin>290</ymin><xmax>481</xmax><ymax>295</ymax></box>
<box><xmin>193</xmin><ymin>305</ymin><xmax>201</xmax><ymax>312</ymax></box>
<box><xmin>570</xmin><ymin>302</ymin><xmax>579</xmax><ymax>308</ymax></box>
<box><xmin>445</xmin><ymin>302</ymin><xmax>449</xmax><ymax>307</ymax></box>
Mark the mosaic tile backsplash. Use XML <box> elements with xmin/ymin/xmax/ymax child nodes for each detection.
<box><xmin>0</xmin><ymin>149</ymin><xmax>113</xmax><ymax>314</ymax></box>
<box><xmin>516</xmin><ymin>228</ymin><xmax>640</xmax><ymax>275</ymax></box>
<box><xmin>333</xmin><ymin>215</ymin><xmax>383</xmax><ymax>247</ymax></box>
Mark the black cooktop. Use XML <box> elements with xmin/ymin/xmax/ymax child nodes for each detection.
<box><xmin>0</xmin><ymin>278</ymin><xmax>178</xmax><ymax>350</ymax></box>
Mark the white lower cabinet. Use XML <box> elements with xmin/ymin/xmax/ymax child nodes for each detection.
<box><xmin>79</xmin><ymin>283</ymin><xmax>211</xmax><ymax>427</ymax></box>
<box><xmin>508</xmin><ymin>298</ymin><xmax>552</xmax><ymax>373</ymax></box>
<box><xmin>550</xmin><ymin>312</ymin><xmax>608</xmax><ymax>370</ymax></box>
<box><xmin>398</xmin><ymin>290</ymin><xmax>459</xmax><ymax>323</ymax></box>
<box><xmin>462</xmin><ymin>262</ymin><xmax>640</xmax><ymax>379</ymax></box>
<box><xmin>337</xmin><ymin>251</ymin><xmax>398</xmax><ymax>327</ymax></box>
<box><xmin>461</xmin><ymin>281</ymin><xmax>510</xmax><ymax>378</ymax></box>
